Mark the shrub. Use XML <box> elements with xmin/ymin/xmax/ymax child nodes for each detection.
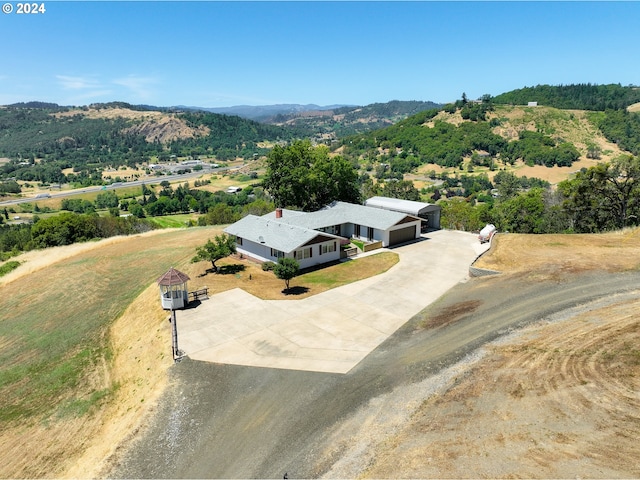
<box><xmin>0</xmin><ymin>260</ymin><xmax>20</xmax><ymax>277</ymax></box>
<box><xmin>262</xmin><ymin>261</ymin><xmax>276</xmax><ymax>271</ymax></box>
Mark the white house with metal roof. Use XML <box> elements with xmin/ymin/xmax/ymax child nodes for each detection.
<box><xmin>224</xmin><ymin>201</ymin><xmax>422</xmax><ymax>269</ymax></box>
<box><xmin>364</xmin><ymin>196</ymin><xmax>441</xmax><ymax>230</ymax></box>
<box><xmin>224</xmin><ymin>214</ymin><xmax>343</xmax><ymax>269</ymax></box>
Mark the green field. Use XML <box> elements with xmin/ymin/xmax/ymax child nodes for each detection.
<box><xmin>146</xmin><ymin>213</ymin><xmax>199</xmax><ymax>228</ymax></box>
<box><xmin>0</xmin><ymin>227</ymin><xmax>215</xmax><ymax>424</ymax></box>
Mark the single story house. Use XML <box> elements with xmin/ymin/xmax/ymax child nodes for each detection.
<box><xmin>224</xmin><ymin>214</ymin><xmax>343</xmax><ymax>269</ymax></box>
<box><xmin>224</xmin><ymin>201</ymin><xmax>422</xmax><ymax>268</ymax></box>
<box><xmin>364</xmin><ymin>196</ymin><xmax>441</xmax><ymax>230</ymax></box>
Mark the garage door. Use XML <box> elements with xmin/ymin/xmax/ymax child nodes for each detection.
<box><xmin>389</xmin><ymin>225</ymin><xmax>416</xmax><ymax>246</ymax></box>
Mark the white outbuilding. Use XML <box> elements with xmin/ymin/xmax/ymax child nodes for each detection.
<box><xmin>364</xmin><ymin>196</ymin><xmax>441</xmax><ymax>230</ymax></box>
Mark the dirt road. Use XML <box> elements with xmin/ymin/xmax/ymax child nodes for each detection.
<box><xmin>107</xmin><ymin>268</ymin><xmax>640</xmax><ymax>478</ymax></box>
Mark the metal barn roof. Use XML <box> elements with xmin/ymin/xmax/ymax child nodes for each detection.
<box><xmin>365</xmin><ymin>196</ymin><xmax>440</xmax><ymax>216</ymax></box>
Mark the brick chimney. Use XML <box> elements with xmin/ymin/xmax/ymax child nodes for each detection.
<box><xmin>275</xmin><ymin>207</ymin><xmax>282</xmax><ymax>218</ymax></box>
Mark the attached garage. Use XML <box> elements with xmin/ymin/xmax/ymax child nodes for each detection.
<box><xmin>389</xmin><ymin>225</ymin><xmax>417</xmax><ymax>246</ymax></box>
<box><xmin>365</xmin><ymin>196</ymin><xmax>441</xmax><ymax>230</ymax></box>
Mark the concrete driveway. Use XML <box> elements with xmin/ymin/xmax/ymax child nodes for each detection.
<box><xmin>177</xmin><ymin>230</ymin><xmax>489</xmax><ymax>374</ymax></box>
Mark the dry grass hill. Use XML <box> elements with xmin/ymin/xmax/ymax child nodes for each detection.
<box><xmin>421</xmin><ymin>105</ymin><xmax>624</xmax><ymax>185</ymax></box>
<box><xmin>1</xmin><ymin>226</ymin><xmax>639</xmax><ymax>478</ymax></box>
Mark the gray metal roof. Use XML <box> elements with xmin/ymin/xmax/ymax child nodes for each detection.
<box><xmin>262</xmin><ymin>201</ymin><xmax>418</xmax><ymax>230</ymax></box>
<box><xmin>365</xmin><ymin>196</ymin><xmax>440</xmax><ymax>215</ymax></box>
<box><xmin>224</xmin><ymin>215</ymin><xmax>341</xmax><ymax>253</ymax></box>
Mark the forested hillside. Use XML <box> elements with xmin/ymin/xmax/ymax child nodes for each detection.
<box><xmin>338</xmin><ymin>102</ymin><xmax>583</xmax><ymax>173</ymax></box>
<box><xmin>492</xmin><ymin>83</ymin><xmax>640</xmax><ymax>110</ymax></box>
<box><xmin>339</xmin><ymin>84</ymin><xmax>640</xmax><ymax>175</ymax></box>
<box><xmin>0</xmin><ymin>103</ymin><xmax>295</xmax><ymax>185</ymax></box>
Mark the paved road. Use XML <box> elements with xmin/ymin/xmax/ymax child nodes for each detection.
<box><xmin>0</xmin><ymin>165</ymin><xmax>235</xmax><ymax>207</ymax></box>
<box><xmin>109</xmin><ymin>259</ymin><xmax>640</xmax><ymax>478</ymax></box>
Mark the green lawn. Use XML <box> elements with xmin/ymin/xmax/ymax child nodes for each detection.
<box><xmin>147</xmin><ymin>213</ymin><xmax>199</xmax><ymax>228</ymax></box>
<box><xmin>301</xmin><ymin>252</ymin><xmax>398</xmax><ymax>288</ymax></box>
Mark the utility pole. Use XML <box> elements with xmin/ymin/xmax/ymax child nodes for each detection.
<box><xmin>170</xmin><ymin>308</ymin><xmax>182</xmax><ymax>362</ymax></box>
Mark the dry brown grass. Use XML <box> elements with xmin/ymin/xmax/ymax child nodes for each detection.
<box><xmin>474</xmin><ymin>228</ymin><xmax>640</xmax><ymax>277</ymax></box>
<box><xmin>66</xmin><ymin>281</ymin><xmax>173</xmax><ymax>478</ymax></box>
<box><xmin>54</xmin><ymin>107</ymin><xmax>167</xmax><ymax>121</ymax></box>
<box><xmin>628</xmin><ymin>102</ymin><xmax>640</xmax><ymax>113</ymax></box>
<box><xmin>358</xmin><ymin>228</ymin><xmax>640</xmax><ymax>479</ymax></box>
<box><xmin>363</xmin><ymin>296</ymin><xmax>640</xmax><ymax>479</ymax></box>
<box><xmin>0</xmin><ymin>227</ymin><xmax>219</xmax><ymax>479</ymax></box>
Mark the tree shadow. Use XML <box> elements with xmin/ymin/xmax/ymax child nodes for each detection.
<box><xmin>282</xmin><ymin>286</ymin><xmax>309</xmax><ymax>296</ymax></box>
<box><xmin>199</xmin><ymin>264</ymin><xmax>246</xmax><ymax>277</ymax></box>
<box><xmin>218</xmin><ymin>264</ymin><xmax>246</xmax><ymax>275</ymax></box>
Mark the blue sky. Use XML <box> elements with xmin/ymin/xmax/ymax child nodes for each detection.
<box><xmin>1</xmin><ymin>1</ymin><xmax>639</xmax><ymax>108</ymax></box>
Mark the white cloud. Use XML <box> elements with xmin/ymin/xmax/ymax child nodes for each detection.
<box><xmin>112</xmin><ymin>75</ymin><xmax>158</xmax><ymax>101</ymax></box>
<box><xmin>56</xmin><ymin>75</ymin><xmax>102</xmax><ymax>90</ymax></box>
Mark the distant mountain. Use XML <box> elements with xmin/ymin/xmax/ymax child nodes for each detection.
<box><xmin>175</xmin><ymin>103</ymin><xmax>353</xmax><ymax>121</ymax></box>
<box><xmin>262</xmin><ymin>100</ymin><xmax>444</xmax><ymax>139</ymax></box>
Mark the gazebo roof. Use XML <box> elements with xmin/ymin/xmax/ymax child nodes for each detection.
<box><xmin>157</xmin><ymin>267</ymin><xmax>190</xmax><ymax>286</ymax></box>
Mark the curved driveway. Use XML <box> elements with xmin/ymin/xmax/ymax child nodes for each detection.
<box><xmin>111</xmin><ymin>253</ymin><xmax>640</xmax><ymax>478</ymax></box>
<box><xmin>177</xmin><ymin>230</ymin><xmax>489</xmax><ymax>373</ymax></box>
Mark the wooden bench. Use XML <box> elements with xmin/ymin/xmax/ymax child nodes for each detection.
<box><xmin>189</xmin><ymin>287</ymin><xmax>209</xmax><ymax>301</ymax></box>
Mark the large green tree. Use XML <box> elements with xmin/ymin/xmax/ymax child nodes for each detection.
<box><xmin>191</xmin><ymin>234</ymin><xmax>237</xmax><ymax>273</ymax></box>
<box><xmin>559</xmin><ymin>155</ymin><xmax>640</xmax><ymax>232</ymax></box>
<box><xmin>263</xmin><ymin>140</ymin><xmax>360</xmax><ymax>211</ymax></box>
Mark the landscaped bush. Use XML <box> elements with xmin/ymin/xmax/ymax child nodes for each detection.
<box><xmin>262</xmin><ymin>261</ymin><xmax>276</xmax><ymax>271</ymax></box>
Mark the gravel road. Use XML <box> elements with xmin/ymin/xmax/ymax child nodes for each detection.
<box><xmin>108</xmin><ymin>269</ymin><xmax>640</xmax><ymax>478</ymax></box>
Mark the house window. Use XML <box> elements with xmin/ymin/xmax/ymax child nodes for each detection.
<box><xmin>354</xmin><ymin>224</ymin><xmax>361</xmax><ymax>237</ymax></box>
<box><xmin>322</xmin><ymin>242</ymin><xmax>336</xmax><ymax>254</ymax></box>
<box><xmin>236</xmin><ymin>236</ymin><xmax>243</xmax><ymax>246</ymax></box>
<box><xmin>295</xmin><ymin>247</ymin><xmax>312</xmax><ymax>259</ymax></box>
<box><xmin>271</xmin><ymin>248</ymin><xmax>284</xmax><ymax>259</ymax></box>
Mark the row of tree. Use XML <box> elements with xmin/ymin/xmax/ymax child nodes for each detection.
<box><xmin>57</xmin><ymin>181</ymin><xmax>275</xmax><ymax>223</ymax></box>
<box><xmin>440</xmin><ymin>155</ymin><xmax>640</xmax><ymax>234</ymax></box>
<box><xmin>0</xmin><ymin>213</ymin><xmax>156</xmax><ymax>252</ymax></box>
<box><xmin>492</xmin><ymin>83</ymin><xmax>640</xmax><ymax>111</ymax></box>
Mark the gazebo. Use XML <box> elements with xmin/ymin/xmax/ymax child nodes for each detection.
<box><xmin>157</xmin><ymin>267</ymin><xmax>190</xmax><ymax>310</ymax></box>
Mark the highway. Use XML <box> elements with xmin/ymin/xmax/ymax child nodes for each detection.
<box><xmin>0</xmin><ymin>165</ymin><xmax>236</xmax><ymax>207</ymax></box>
